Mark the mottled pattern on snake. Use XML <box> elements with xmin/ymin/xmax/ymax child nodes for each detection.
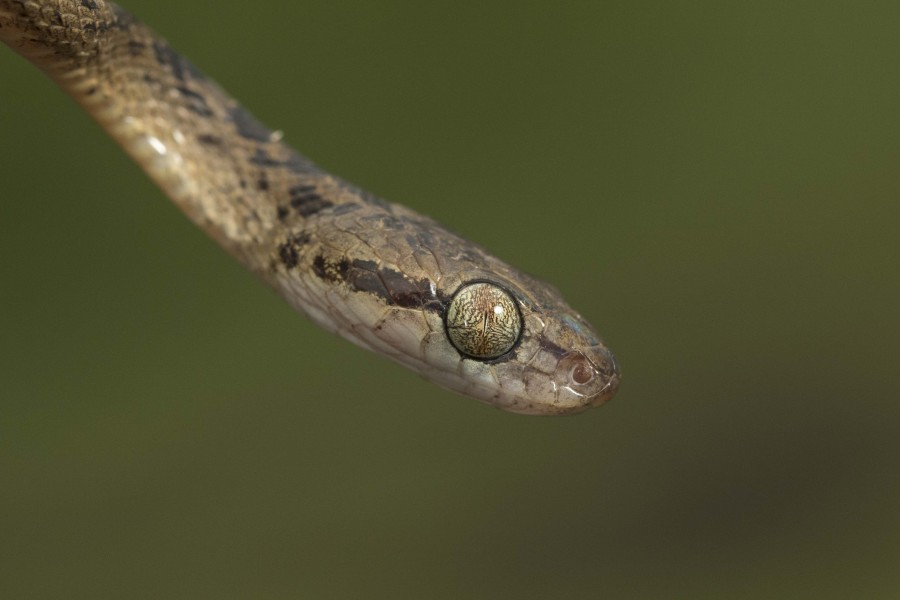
<box><xmin>0</xmin><ymin>0</ymin><xmax>620</xmax><ymax>414</ymax></box>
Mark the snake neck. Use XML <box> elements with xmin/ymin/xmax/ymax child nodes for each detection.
<box><xmin>0</xmin><ymin>0</ymin><xmax>375</xmax><ymax>274</ymax></box>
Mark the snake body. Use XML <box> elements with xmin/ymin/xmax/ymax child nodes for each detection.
<box><xmin>0</xmin><ymin>0</ymin><xmax>619</xmax><ymax>414</ymax></box>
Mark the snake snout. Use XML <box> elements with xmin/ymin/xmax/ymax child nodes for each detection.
<box><xmin>551</xmin><ymin>345</ymin><xmax>620</xmax><ymax>413</ymax></box>
<box><xmin>585</xmin><ymin>345</ymin><xmax>620</xmax><ymax>407</ymax></box>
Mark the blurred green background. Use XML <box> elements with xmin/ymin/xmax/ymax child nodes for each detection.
<box><xmin>1</xmin><ymin>1</ymin><xmax>898</xmax><ymax>598</ymax></box>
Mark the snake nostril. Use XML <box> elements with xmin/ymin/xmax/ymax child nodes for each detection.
<box><xmin>570</xmin><ymin>361</ymin><xmax>594</xmax><ymax>385</ymax></box>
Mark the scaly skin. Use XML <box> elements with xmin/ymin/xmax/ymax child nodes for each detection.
<box><xmin>0</xmin><ymin>0</ymin><xmax>620</xmax><ymax>414</ymax></box>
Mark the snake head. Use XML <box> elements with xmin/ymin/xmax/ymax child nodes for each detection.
<box><xmin>388</xmin><ymin>214</ymin><xmax>623</xmax><ymax>415</ymax></box>
<box><xmin>284</xmin><ymin>209</ymin><xmax>619</xmax><ymax>415</ymax></box>
<box><xmin>434</xmin><ymin>277</ymin><xmax>620</xmax><ymax>415</ymax></box>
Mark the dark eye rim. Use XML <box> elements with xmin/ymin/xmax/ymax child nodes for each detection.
<box><xmin>442</xmin><ymin>279</ymin><xmax>525</xmax><ymax>362</ymax></box>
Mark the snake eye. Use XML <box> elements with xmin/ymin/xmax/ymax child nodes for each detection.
<box><xmin>445</xmin><ymin>281</ymin><xmax>523</xmax><ymax>360</ymax></box>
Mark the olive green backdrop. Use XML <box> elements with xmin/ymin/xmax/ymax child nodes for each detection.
<box><xmin>1</xmin><ymin>1</ymin><xmax>897</xmax><ymax>598</ymax></box>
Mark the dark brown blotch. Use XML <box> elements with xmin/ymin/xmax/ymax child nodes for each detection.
<box><xmin>278</xmin><ymin>243</ymin><xmax>299</xmax><ymax>269</ymax></box>
<box><xmin>289</xmin><ymin>185</ymin><xmax>333</xmax><ymax>217</ymax></box>
<box><xmin>249</xmin><ymin>148</ymin><xmax>318</xmax><ymax>175</ymax></box>
<box><xmin>379</xmin><ymin>268</ymin><xmax>431</xmax><ymax>309</ymax></box>
<box><xmin>312</xmin><ymin>256</ymin><xmax>350</xmax><ymax>283</ymax></box>
<box><xmin>276</xmin><ymin>229</ymin><xmax>312</xmax><ymax>269</ymax></box>
<box><xmin>346</xmin><ymin>266</ymin><xmax>391</xmax><ymax>304</ymax></box>
<box><xmin>152</xmin><ymin>41</ymin><xmax>185</xmax><ymax>81</ymax></box>
<box><xmin>230</xmin><ymin>105</ymin><xmax>272</xmax><ymax>143</ymax></box>
<box><xmin>175</xmin><ymin>85</ymin><xmax>214</xmax><ymax>117</ymax></box>
<box><xmin>197</xmin><ymin>134</ymin><xmax>222</xmax><ymax>145</ymax></box>
<box><xmin>151</xmin><ymin>39</ymin><xmax>207</xmax><ymax>83</ymax></box>
<box><xmin>351</xmin><ymin>259</ymin><xmax>378</xmax><ymax>272</ymax></box>
<box><xmin>310</xmin><ymin>256</ymin><xmax>446</xmax><ymax>312</ymax></box>
<box><xmin>249</xmin><ymin>148</ymin><xmax>281</xmax><ymax>167</ymax></box>
<box><xmin>538</xmin><ymin>336</ymin><xmax>568</xmax><ymax>359</ymax></box>
<box><xmin>127</xmin><ymin>40</ymin><xmax>145</xmax><ymax>56</ymax></box>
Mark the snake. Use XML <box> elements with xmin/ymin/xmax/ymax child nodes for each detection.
<box><xmin>0</xmin><ymin>0</ymin><xmax>620</xmax><ymax>415</ymax></box>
